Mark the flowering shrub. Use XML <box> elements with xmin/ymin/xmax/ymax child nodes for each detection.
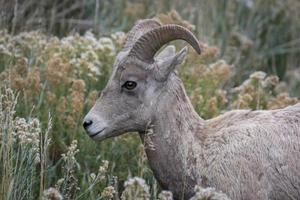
<box><xmin>0</xmin><ymin>30</ymin><xmax>126</xmax><ymax>167</ymax></box>
<box><xmin>231</xmin><ymin>71</ymin><xmax>298</xmax><ymax>110</ymax></box>
<box><xmin>0</xmin><ymin>88</ymin><xmax>51</xmax><ymax>200</ymax></box>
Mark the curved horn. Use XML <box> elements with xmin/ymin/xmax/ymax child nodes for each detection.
<box><xmin>128</xmin><ymin>25</ymin><xmax>201</xmax><ymax>63</ymax></box>
<box><xmin>122</xmin><ymin>19</ymin><xmax>162</xmax><ymax>51</ymax></box>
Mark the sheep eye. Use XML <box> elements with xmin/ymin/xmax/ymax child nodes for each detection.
<box><xmin>123</xmin><ymin>81</ymin><xmax>137</xmax><ymax>90</ymax></box>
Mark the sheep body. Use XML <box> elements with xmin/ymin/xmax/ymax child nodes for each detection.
<box><xmin>143</xmin><ymin>76</ymin><xmax>300</xmax><ymax>200</ymax></box>
<box><xmin>202</xmin><ymin>104</ymin><xmax>300</xmax><ymax>199</ymax></box>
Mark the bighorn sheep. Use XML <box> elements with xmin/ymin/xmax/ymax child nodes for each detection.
<box><xmin>83</xmin><ymin>19</ymin><xmax>300</xmax><ymax>200</ymax></box>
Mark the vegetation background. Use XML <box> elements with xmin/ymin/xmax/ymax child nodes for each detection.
<box><xmin>0</xmin><ymin>0</ymin><xmax>299</xmax><ymax>199</ymax></box>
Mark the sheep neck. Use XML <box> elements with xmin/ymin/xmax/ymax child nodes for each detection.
<box><xmin>139</xmin><ymin>76</ymin><xmax>205</xmax><ymax>198</ymax></box>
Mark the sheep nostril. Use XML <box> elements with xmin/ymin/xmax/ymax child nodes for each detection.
<box><xmin>83</xmin><ymin>120</ymin><xmax>93</xmax><ymax>129</ymax></box>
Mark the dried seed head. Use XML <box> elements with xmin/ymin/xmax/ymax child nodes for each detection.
<box><xmin>101</xmin><ymin>186</ymin><xmax>116</xmax><ymax>199</ymax></box>
<box><xmin>43</xmin><ymin>187</ymin><xmax>63</xmax><ymax>200</ymax></box>
<box><xmin>158</xmin><ymin>191</ymin><xmax>173</xmax><ymax>200</ymax></box>
<box><xmin>122</xmin><ymin>177</ymin><xmax>150</xmax><ymax>200</ymax></box>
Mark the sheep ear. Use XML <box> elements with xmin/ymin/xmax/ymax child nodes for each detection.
<box><xmin>155</xmin><ymin>45</ymin><xmax>176</xmax><ymax>60</ymax></box>
<box><xmin>155</xmin><ymin>46</ymin><xmax>188</xmax><ymax>80</ymax></box>
<box><xmin>171</xmin><ymin>46</ymin><xmax>188</xmax><ymax>67</ymax></box>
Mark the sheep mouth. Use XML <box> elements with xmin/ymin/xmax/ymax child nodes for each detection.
<box><xmin>89</xmin><ymin>128</ymin><xmax>106</xmax><ymax>138</ymax></box>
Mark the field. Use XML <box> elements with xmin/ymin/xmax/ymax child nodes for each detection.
<box><xmin>0</xmin><ymin>0</ymin><xmax>300</xmax><ymax>199</ymax></box>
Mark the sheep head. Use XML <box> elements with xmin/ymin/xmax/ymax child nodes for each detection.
<box><xmin>83</xmin><ymin>19</ymin><xmax>201</xmax><ymax>140</ymax></box>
